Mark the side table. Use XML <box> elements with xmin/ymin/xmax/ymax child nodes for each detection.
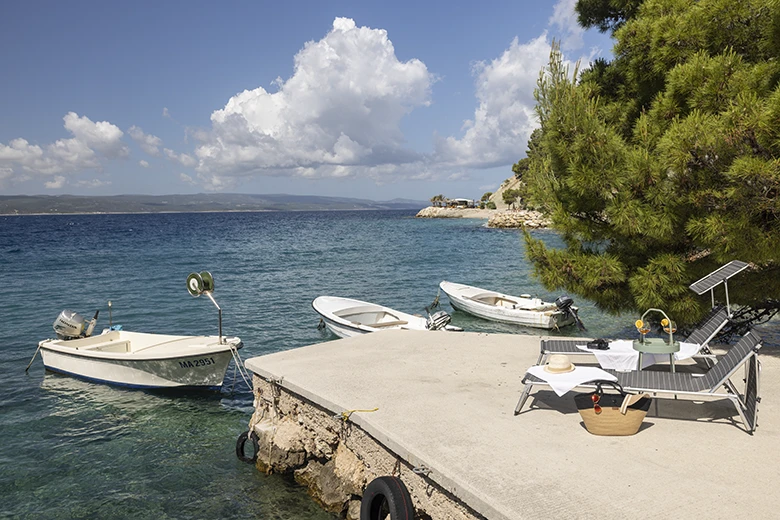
<box><xmin>633</xmin><ymin>338</ymin><xmax>680</xmax><ymax>372</ymax></box>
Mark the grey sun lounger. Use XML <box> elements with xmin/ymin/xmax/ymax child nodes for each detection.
<box><xmin>515</xmin><ymin>330</ymin><xmax>762</xmax><ymax>433</ymax></box>
<box><xmin>533</xmin><ymin>304</ymin><xmax>730</xmax><ymax>366</ymax></box>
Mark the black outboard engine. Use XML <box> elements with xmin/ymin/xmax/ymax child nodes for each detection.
<box><xmin>426</xmin><ymin>310</ymin><xmax>453</xmax><ymax>330</ymax></box>
<box><xmin>554</xmin><ymin>295</ymin><xmax>574</xmax><ymax>313</ymax></box>
<box><xmin>554</xmin><ymin>295</ymin><xmax>586</xmax><ymax>331</ymax></box>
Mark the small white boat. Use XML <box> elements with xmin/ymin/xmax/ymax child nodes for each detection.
<box><xmin>39</xmin><ymin>328</ymin><xmax>242</xmax><ymax>390</ymax></box>
<box><xmin>33</xmin><ymin>271</ymin><xmax>247</xmax><ymax>390</ymax></box>
<box><xmin>312</xmin><ymin>296</ymin><xmax>462</xmax><ymax>338</ymax></box>
<box><xmin>439</xmin><ymin>281</ymin><xmax>581</xmax><ymax>330</ymax></box>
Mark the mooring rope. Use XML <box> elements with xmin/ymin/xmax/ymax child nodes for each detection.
<box><xmin>229</xmin><ymin>344</ymin><xmax>253</xmax><ymax>390</ymax></box>
<box><xmin>334</xmin><ymin>407</ymin><xmax>379</xmax><ymax>422</ymax></box>
<box><xmin>25</xmin><ymin>344</ymin><xmax>42</xmax><ymax>372</ymax></box>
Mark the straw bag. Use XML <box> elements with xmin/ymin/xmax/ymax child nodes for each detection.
<box><xmin>574</xmin><ymin>380</ymin><xmax>651</xmax><ymax>436</ymax></box>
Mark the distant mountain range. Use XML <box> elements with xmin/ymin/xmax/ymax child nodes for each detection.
<box><xmin>0</xmin><ymin>193</ymin><xmax>429</xmax><ymax>215</ymax></box>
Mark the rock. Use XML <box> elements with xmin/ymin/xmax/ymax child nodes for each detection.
<box><xmin>346</xmin><ymin>499</ymin><xmax>362</xmax><ymax>520</ymax></box>
<box><xmin>487</xmin><ymin>210</ymin><xmax>551</xmax><ymax>229</ymax></box>
<box><xmin>253</xmin><ymin>419</ymin><xmax>307</xmax><ymax>473</ymax></box>
<box><xmin>415</xmin><ymin>207</ymin><xmax>495</xmax><ymax>219</ymax></box>
<box><xmin>295</xmin><ymin>459</ymin><xmax>351</xmax><ymax>514</ymax></box>
<box><xmin>416</xmin><ymin>206</ymin><xmax>550</xmax><ymax>228</ymax></box>
<box><xmin>303</xmin><ymin>428</ymin><xmax>337</xmax><ymax>459</ymax></box>
<box><xmin>333</xmin><ymin>443</ymin><xmax>366</xmax><ymax>496</ymax></box>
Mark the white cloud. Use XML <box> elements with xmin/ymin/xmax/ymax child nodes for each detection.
<box><xmin>63</xmin><ymin>112</ymin><xmax>128</xmax><ymax>158</ymax></box>
<box><xmin>164</xmin><ymin>148</ymin><xmax>197</xmax><ymax>167</ymax></box>
<box><xmin>549</xmin><ymin>0</ymin><xmax>584</xmax><ymax>51</ymax></box>
<box><xmin>44</xmin><ymin>176</ymin><xmax>66</xmax><ymax>189</ymax></box>
<box><xmin>194</xmin><ymin>17</ymin><xmax>433</xmax><ymax>185</ymax></box>
<box><xmin>128</xmin><ymin>126</ymin><xmax>162</xmax><ymax>156</ymax></box>
<box><xmin>434</xmin><ymin>34</ymin><xmax>552</xmax><ymax>168</ymax></box>
<box><xmin>75</xmin><ymin>178</ymin><xmax>111</xmax><ymax>188</ymax></box>
<box><xmin>179</xmin><ymin>172</ymin><xmax>197</xmax><ymax>185</ymax></box>
<box><xmin>1</xmin><ymin>9</ymin><xmax>590</xmax><ymax>194</ymax></box>
<box><xmin>0</xmin><ymin>113</ymin><xmax>128</xmax><ymax>186</ymax></box>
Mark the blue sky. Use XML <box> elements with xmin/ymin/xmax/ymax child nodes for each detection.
<box><xmin>0</xmin><ymin>0</ymin><xmax>613</xmax><ymax>201</ymax></box>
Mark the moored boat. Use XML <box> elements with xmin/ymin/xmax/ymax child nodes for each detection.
<box><xmin>312</xmin><ymin>296</ymin><xmax>462</xmax><ymax>338</ymax></box>
<box><xmin>33</xmin><ymin>271</ymin><xmax>246</xmax><ymax>390</ymax></box>
<box><xmin>39</xmin><ymin>329</ymin><xmax>242</xmax><ymax>389</ymax></box>
<box><xmin>439</xmin><ymin>280</ymin><xmax>582</xmax><ymax>330</ymax></box>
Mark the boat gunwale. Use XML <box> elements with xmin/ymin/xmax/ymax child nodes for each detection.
<box><xmin>38</xmin><ymin>336</ymin><xmax>241</xmax><ymax>361</ymax></box>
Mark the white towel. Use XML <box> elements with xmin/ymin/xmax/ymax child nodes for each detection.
<box><xmin>576</xmin><ymin>339</ymin><xmax>703</xmax><ymax>370</ymax></box>
<box><xmin>576</xmin><ymin>339</ymin><xmax>652</xmax><ymax>371</ymax></box>
<box><xmin>526</xmin><ymin>365</ymin><xmax>617</xmax><ymax>396</ymax></box>
<box><xmin>675</xmin><ymin>342</ymin><xmax>701</xmax><ymax>361</ymax></box>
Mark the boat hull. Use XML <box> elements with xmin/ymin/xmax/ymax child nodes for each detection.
<box><xmin>318</xmin><ymin>315</ymin><xmax>369</xmax><ymax>339</ymax></box>
<box><xmin>312</xmin><ymin>296</ymin><xmax>461</xmax><ymax>338</ymax></box>
<box><xmin>440</xmin><ymin>281</ymin><xmax>575</xmax><ymax>329</ymax></box>
<box><xmin>39</xmin><ymin>332</ymin><xmax>241</xmax><ymax>389</ymax></box>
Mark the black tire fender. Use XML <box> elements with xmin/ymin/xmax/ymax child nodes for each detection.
<box><xmin>235</xmin><ymin>430</ymin><xmax>259</xmax><ymax>464</ymax></box>
<box><xmin>360</xmin><ymin>475</ymin><xmax>415</xmax><ymax>520</ymax></box>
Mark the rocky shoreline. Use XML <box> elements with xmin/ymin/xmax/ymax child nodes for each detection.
<box><xmin>415</xmin><ymin>206</ymin><xmax>550</xmax><ymax>228</ymax></box>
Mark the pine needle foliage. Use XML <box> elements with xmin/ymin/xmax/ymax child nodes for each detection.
<box><xmin>525</xmin><ymin>0</ymin><xmax>780</xmax><ymax>325</ymax></box>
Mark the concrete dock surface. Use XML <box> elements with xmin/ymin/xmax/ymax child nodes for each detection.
<box><xmin>245</xmin><ymin>330</ymin><xmax>780</xmax><ymax>520</ymax></box>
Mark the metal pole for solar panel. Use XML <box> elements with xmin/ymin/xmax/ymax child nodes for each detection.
<box><xmin>724</xmin><ymin>278</ymin><xmax>731</xmax><ymax>317</ymax></box>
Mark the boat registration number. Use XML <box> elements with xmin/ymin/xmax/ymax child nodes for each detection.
<box><xmin>179</xmin><ymin>357</ymin><xmax>216</xmax><ymax>369</ymax></box>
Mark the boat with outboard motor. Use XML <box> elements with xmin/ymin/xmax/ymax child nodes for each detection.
<box><xmin>439</xmin><ymin>280</ymin><xmax>584</xmax><ymax>330</ymax></box>
<box><xmin>32</xmin><ymin>271</ymin><xmax>248</xmax><ymax>390</ymax></box>
<box><xmin>312</xmin><ymin>295</ymin><xmax>463</xmax><ymax>338</ymax></box>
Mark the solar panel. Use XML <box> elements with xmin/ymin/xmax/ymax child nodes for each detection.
<box><xmin>689</xmin><ymin>260</ymin><xmax>749</xmax><ymax>295</ymax></box>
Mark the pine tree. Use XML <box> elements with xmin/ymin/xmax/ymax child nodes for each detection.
<box><xmin>525</xmin><ymin>0</ymin><xmax>780</xmax><ymax>328</ymax></box>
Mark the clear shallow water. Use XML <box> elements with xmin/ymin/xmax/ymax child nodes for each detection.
<box><xmin>1</xmin><ymin>210</ymin><xmax>777</xmax><ymax>519</ymax></box>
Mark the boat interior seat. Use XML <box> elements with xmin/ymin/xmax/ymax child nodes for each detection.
<box><xmin>80</xmin><ymin>340</ymin><xmax>131</xmax><ymax>353</ymax></box>
<box><xmin>370</xmin><ymin>320</ymin><xmax>409</xmax><ymax>328</ymax></box>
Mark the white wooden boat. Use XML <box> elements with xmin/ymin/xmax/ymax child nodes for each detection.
<box><xmin>39</xmin><ymin>329</ymin><xmax>243</xmax><ymax>390</ymax></box>
<box><xmin>439</xmin><ymin>281</ymin><xmax>580</xmax><ymax>330</ymax></box>
<box><xmin>312</xmin><ymin>296</ymin><xmax>462</xmax><ymax>338</ymax></box>
<box><xmin>33</xmin><ymin>271</ymin><xmax>247</xmax><ymax>390</ymax></box>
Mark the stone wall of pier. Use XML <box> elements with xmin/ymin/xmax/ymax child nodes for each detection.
<box><xmin>249</xmin><ymin>376</ymin><xmax>483</xmax><ymax>520</ymax></box>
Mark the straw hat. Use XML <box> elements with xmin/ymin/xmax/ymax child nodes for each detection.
<box><xmin>544</xmin><ymin>354</ymin><xmax>575</xmax><ymax>373</ymax></box>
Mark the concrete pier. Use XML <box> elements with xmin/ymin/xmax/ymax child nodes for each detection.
<box><xmin>245</xmin><ymin>330</ymin><xmax>780</xmax><ymax>519</ymax></box>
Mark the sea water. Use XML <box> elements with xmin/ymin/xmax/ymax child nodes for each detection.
<box><xmin>1</xmin><ymin>210</ymin><xmax>776</xmax><ymax>519</ymax></box>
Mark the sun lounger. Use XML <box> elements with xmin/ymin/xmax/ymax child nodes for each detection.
<box><xmin>515</xmin><ymin>331</ymin><xmax>762</xmax><ymax>433</ymax></box>
<box><xmin>533</xmin><ymin>305</ymin><xmax>730</xmax><ymax>366</ymax></box>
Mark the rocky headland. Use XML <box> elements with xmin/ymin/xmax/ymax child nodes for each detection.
<box><xmin>415</xmin><ymin>207</ymin><xmax>550</xmax><ymax>228</ymax></box>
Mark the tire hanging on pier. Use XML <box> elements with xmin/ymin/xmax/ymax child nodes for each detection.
<box><xmin>235</xmin><ymin>430</ymin><xmax>259</xmax><ymax>464</ymax></box>
<box><xmin>360</xmin><ymin>476</ymin><xmax>414</xmax><ymax>520</ymax></box>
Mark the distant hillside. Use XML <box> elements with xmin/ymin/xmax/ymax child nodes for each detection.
<box><xmin>0</xmin><ymin>193</ymin><xmax>428</xmax><ymax>215</ymax></box>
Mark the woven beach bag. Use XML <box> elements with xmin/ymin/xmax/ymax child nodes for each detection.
<box><xmin>574</xmin><ymin>380</ymin><xmax>651</xmax><ymax>436</ymax></box>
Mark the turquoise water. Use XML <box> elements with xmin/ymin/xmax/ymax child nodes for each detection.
<box><xmin>1</xmin><ymin>210</ymin><xmax>776</xmax><ymax>519</ymax></box>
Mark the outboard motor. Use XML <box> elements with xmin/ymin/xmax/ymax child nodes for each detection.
<box><xmin>53</xmin><ymin>309</ymin><xmax>99</xmax><ymax>340</ymax></box>
<box><xmin>53</xmin><ymin>310</ymin><xmax>86</xmax><ymax>340</ymax></box>
<box><xmin>554</xmin><ymin>295</ymin><xmax>586</xmax><ymax>331</ymax></box>
<box><xmin>426</xmin><ymin>310</ymin><xmax>453</xmax><ymax>331</ymax></box>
